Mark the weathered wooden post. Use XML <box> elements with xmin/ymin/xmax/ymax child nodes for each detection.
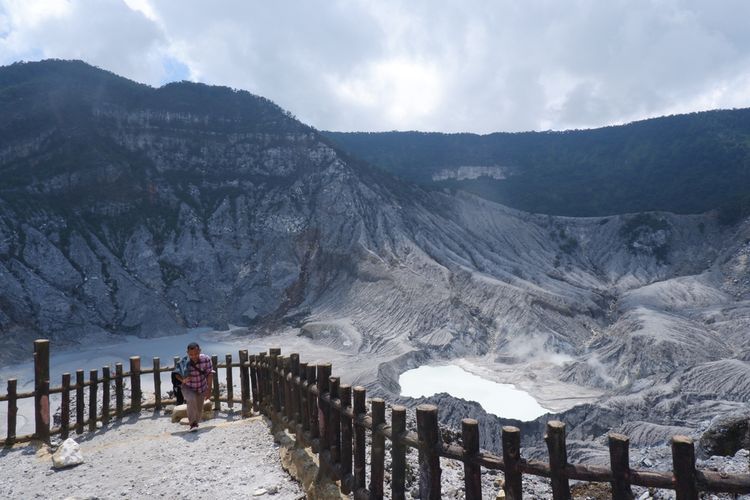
<box><xmin>153</xmin><ymin>357</ymin><xmax>161</xmax><ymax>410</ymax></box>
<box><xmin>391</xmin><ymin>405</ymin><xmax>407</xmax><ymax>500</ymax></box>
<box><xmin>211</xmin><ymin>354</ymin><xmax>220</xmax><ymax>411</ymax></box>
<box><xmin>239</xmin><ymin>349</ymin><xmax>250</xmax><ymax>416</ymax></box>
<box><xmin>76</xmin><ymin>369</ymin><xmax>85</xmax><ymax>434</ymax></box>
<box><xmin>282</xmin><ymin>357</ymin><xmax>292</xmax><ymax>424</ymax></box>
<box><xmin>353</xmin><ymin>386</ymin><xmax>367</xmax><ymax>491</ymax></box>
<box><xmin>417</xmin><ymin>404</ymin><xmax>442</xmax><ymax>500</ymax></box>
<box><xmin>340</xmin><ymin>384</ymin><xmax>353</xmax><ymax>494</ymax></box>
<box><xmin>269</xmin><ymin>348</ymin><xmax>281</xmax><ymax>414</ymax></box>
<box><xmin>225</xmin><ymin>353</ymin><xmax>233</xmax><ymax>407</ymax></box>
<box><xmin>370</xmin><ymin>398</ymin><xmax>386</xmax><ymax>499</ymax></box>
<box><xmin>256</xmin><ymin>352</ymin><xmax>267</xmax><ymax>409</ymax></box>
<box><xmin>609</xmin><ymin>433</ymin><xmax>634</xmax><ymax>500</ymax></box>
<box><xmin>33</xmin><ymin>339</ymin><xmax>50</xmax><ymax>442</ymax></box>
<box><xmin>329</xmin><ymin>376</ymin><xmax>341</xmax><ymax>465</ymax></box>
<box><xmin>307</xmin><ymin>365</ymin><xmax>319</xmax><ymax>441</ymax></box>
<box><xmin>546</xmin><ymin>421</ymin><xmax>571</xmax><ymax>500</ymax></box>
<box><xmin>502</xmin><ymin>426</ymin><xmax>523</xmax><ymax>500</ymax></box>
<box><xmin>88</xmin><ymin>369</ymin><xmax>98</xmax><ymax>432</ymax></box>
<box><xmin>672</xmin><ymin>435</ymin><xmax>699</xmax><ymax>500</ymax></box>
<box><xmin>115</xmin><ymin>363</ymin><xmax>124</xmax><ymax>418</ymax></box>
<box><xmin>101</xmin><ymin>366</ymin><xmax>110</xmax><ymax>425</ymax></box>
<box><xmin>317</xmin><ymin>363</ymin><xmax>332</xmax><ymax>455</ymax></box>
<box><xmin>250</xmin><ymin>354</ymin><xmax>260</xmax><ymax>411</ymax></box>
<box><xmin>290</xmin><ymin>353</ymin><xmax>300</xmax><ymax>426</ymax></box>
<box><xmin>462</xmin><ymin>418</ymin><xmax>482</xmax><ymax>499</ymax></box>
<box><xmin>6</xmin><ymin>379</ymin><xmax>17</xmax><ymax>445</ymax></box>
<box><xmin>171</xmin><ymin>356</ymin><xmax>180</xmax><ymax>403</ymax></box>
<box><xmin>129</xmin><ymin>356</ymin><xmax>141</xmax><ymax>412</ymax></box>
<box><xmin>299</xmin><ymin>362</ymin><xmax>309</xmax><ymax>436</ymax></box>
<box><xmin>60</xmin><ymin>374</ymin><xmax>70</xmax><ymax>439</ymax></box>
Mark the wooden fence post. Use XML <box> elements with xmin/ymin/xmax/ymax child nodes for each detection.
<box><xmin>353</xmin><ymin>385</ymin><xmax>367</xmax><ymax>491</ymax></box>
<box><xmin>307</xmin><ymin>365</ymin><xmax>319</xmax><ymax>442</ymax></box>
<box><xmin>417</xmin><ymin>404</ymin><xmax>442</xmax><ymax>500</ymax></box>
<box><xmin>463</xmin><ymin>418</ymin><xmax>482</xmax><ymax>499</ymax></box>
<box><xmin>129</xmin><ymin>356</ymin><xmax>141</xmax><ymax>413</ymax></box>
<box><xmin>33</xmin><ymin>339</ymin><xmax>50</xmax><ymax>443</ymax></box>
<box><xmin>225</xmin><ymin>353</ymin><xmax>233</xmax><ymax>407</ymax></box>
<box><xmin>340</xmin><ymin>384</ymin><xmax>353</xmax><ymax>494</ymax></box>
<box><xmin>502</xmin><ymin>426</ymin><xmax>523</xmax><ymax>500</ymax></box>
<box><xmin>239</xmin><ymin>350</ymin><xmax>250</xmax><ymax>417</ymax></box>
<box><xmin>282</xmin><ymin>357</ymin><xmax>292</xmax><ymax>424</ymax></box>
<box><xmin>299</xmin><ymin>362</ymin><xmax>309</xmax><ymax>435</ymax></box>
<box><xmin>88</xmin><ymin>369</ymin><xmax>98</xmax><ymax>432</ymax></box>
<box><xmin>370</xmin><ymin>398</ymin><xmax>386</xmax><ymax>499</ymax></box>
<box><xmin>60</xmin><ymin>374</ymin><xmax>70</xmax><ymax>440</ymax></box>
<box><xmin>153</xmin><ymin>358</ymin><xmax>161</xmax><ymax>410</ymax></box>
<box><xmin>211</xmin><ymin>355</ymin><xmax>220</xmax><ymax>411</ymax></box>
<box><xmin>6</xmin><ymin>379</ymin><xmax>17</xmax><ymax>445</ymax></box>
<box><xmin>76</xmin><ymin>369</ymin><xmax>85</xmax><ymax>434</ymax></box>
<box><xmin>609</xmin><ymin>433</ymin><xmax>634</xmax><ymax>500</ymax></box>
<box><xmin>290</xmin><ymin>353</ymin><xmax>300</xmax><ymax>427</ymax></box>
<box><xmin>391</xmin><ymin>405</ymin><xmax>407</xmax><ymax>500</ymax></box>
<box><xmin>115</xmin><ymin>363</ymin><xmax>124</xmax><ymax>418</ymax></box>
<box><xmin>672</xmin><ymin>435</ymin><xmax>699</xmax><ymax>500</ymax></box>
<box><xmin>330</xmin><ymin>376</ymin><xmax>341</xmax><ymax>465</ymax></box>
<box><xmin>317</xmin><ymin>363</ymin><xmax>332</xmax><ymax>455</ymax></box>
<box><xmin>256</xmin><ymin>352</ymin><xmax>266</xmax><ymax>409</ymax></box>
<box><xmin>250</xmin><ymin>354</ymin><xmax>260</xmax><ymax>411</ymax></box>
<box><xmin>171</xmin><ymin>356</ymin><xmax>179</xmax><ymax>402</ymax></box>
<box><xmin>102</xmin><ymin>366</ymin><xmax>110</xmax><ymax>425</ymax></box>
<box><xmin>546</xmin><ymin>421</ymin><xmax>571</xmax><ymax>500</ymax></box>
<box><xmin>269</xmin><ymin>348</ymin><xmax>281</xmax><ymax>414</ymax></box>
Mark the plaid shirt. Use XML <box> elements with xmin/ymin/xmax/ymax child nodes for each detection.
<box><xmin>183</xmin><ymin>353</ymin><xmax>214</xmax><ymax>393</ymax></box>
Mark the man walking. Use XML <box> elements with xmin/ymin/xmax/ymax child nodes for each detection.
<box><xmin>174</xmin><ymin>342</ymin><xmax>214</xmax><ymax>431</ymax></box>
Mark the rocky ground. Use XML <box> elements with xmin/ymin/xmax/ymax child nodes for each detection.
<box><xmin>0</xmin><ymin>409</ymin><xmax>303</xmax><ymax>499</ymax></box>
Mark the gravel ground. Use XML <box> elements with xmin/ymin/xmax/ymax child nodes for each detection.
<box><xmin>0</xmin><ymin>410</ymin><xmax>304</xmax><ymax>499</ymax></box>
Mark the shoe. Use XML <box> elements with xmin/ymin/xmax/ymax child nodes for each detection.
<box><xmin>189</xmin><ymin>422</ymin><xmax>198</xmax><ymax>432</ymax></box>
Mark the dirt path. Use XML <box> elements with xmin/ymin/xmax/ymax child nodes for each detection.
<box><xmin>0</xmin><ymin>410</ymin><xmax>304</xmax><ymax>499</ymax></box>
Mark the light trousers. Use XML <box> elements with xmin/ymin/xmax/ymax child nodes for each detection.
<box><xmin>182</xmin><ymin>385</ymin><xmax>205</xmax><ymax>424</ymax></box>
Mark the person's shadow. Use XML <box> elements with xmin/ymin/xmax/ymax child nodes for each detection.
<box><xmin>171</xmin><ymin>424</ymin><xmax>215</xmax><ymax>441</ymax></box>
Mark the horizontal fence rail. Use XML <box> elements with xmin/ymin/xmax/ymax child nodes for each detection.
<box><xmin>2</xmin><ymin>339</ymin><xmax>750</xmax><ymax>499</ymax></box>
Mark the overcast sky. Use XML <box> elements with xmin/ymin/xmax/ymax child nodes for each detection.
<box><xmin>1</xmin><ymin>0</ymin><xmax>749</xmax><ymax>133</ymax></box>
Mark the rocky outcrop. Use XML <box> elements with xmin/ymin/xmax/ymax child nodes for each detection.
<box><xmin>698</xmin><ymin>408</ymin><xmax>750</xmax><ymax>459</ymax></box>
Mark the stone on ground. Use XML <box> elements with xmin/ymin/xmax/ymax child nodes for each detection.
<box><xmin>52</xmin><ymin>438</ymin><xmax>84</xmax><ymax>469</ymax></box>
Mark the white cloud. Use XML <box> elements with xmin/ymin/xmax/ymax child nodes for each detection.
<box><xmin>1</xmin><ymin>0</ymin><xmax>749</xmax><ymax>133</ymax></box>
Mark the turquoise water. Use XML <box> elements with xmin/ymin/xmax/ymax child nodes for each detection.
<box><xmin>399</xmin><ymin>364</ymin><xmax>549</xmax><ymax>421</ymax></box>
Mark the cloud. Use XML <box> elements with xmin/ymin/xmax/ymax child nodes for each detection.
<box><xmin>1</xmin><ymin>0</ymin><xmax>749</xmax><ymax>133</ymax></box>
<box><xmin>0</xmin><ymin>0</ymin><xmax>169</xmax><ymax>85</ymax></box>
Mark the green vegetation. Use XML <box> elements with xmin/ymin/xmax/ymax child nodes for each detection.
<box><xmin>324</xmin><ymin>108</ymin><xmax>750</xmax><ymax>218</ymax></box>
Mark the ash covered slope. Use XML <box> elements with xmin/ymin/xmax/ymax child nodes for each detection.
<box><xmin>0</xmin><ymin>60</ymin><xmax>747</xmax><ymax>428</ymax></box>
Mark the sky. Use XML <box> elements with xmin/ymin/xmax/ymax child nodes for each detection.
<box><xmin>1</xmin><ymin>0</ymin><xmax>749</xmax><ymax>134</ymax></box>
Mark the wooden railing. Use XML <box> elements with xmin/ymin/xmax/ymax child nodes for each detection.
<box><xmin>0</xmin><ymin>339</ymin><xmax>252</xmax><ymax>444</ymax></box>
<box><xmin>2</xmin><ymin>340</ymin><xmax>750</xmax><ymax>499</ymax></box>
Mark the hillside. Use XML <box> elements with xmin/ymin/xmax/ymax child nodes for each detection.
<box><xmin>2</xmin><ymin>60</ymin><xmax>750</xmax><ymax>456</ymax></box>
<box><xmin>324</xmin><ymin>110</ymin><xmax>750</xmax><ymax>218</ymax></box>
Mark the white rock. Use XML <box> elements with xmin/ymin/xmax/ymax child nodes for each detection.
<box><xmin>51</xmin><ymin>438</ymin><xmax>84</xmax><ymax>469</ymax></box>
<box><xmin>252</xmin><ymin>488</ymin><xmax>267</xmax><ymax>496</ymax></box>
<box><xmin>171</xmin><ymin>401</ymin><xmax>214</xmax><ymax>422</ymax></box>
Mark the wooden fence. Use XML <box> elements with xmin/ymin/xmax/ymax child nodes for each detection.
<box><xmin>2</xmin><ymin>339</ymin><xmax>750</xmax><ymax>499</ymax></box>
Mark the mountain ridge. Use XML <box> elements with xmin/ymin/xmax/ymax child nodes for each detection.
<box><xmin>324</xmin><ymin>107</ymin><xmax>750</xmax><ymax>217</ymax></box>
<box><xmin>2</xmin><ymin>60</ymin><xmax>750</xmax><ymax>455</ymax></box>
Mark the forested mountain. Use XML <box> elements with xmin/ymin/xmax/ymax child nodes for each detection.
<box><xmin>325</xmin><ymin>110</ymin><xmax>750</xmax><ymax>219</ymax></box>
